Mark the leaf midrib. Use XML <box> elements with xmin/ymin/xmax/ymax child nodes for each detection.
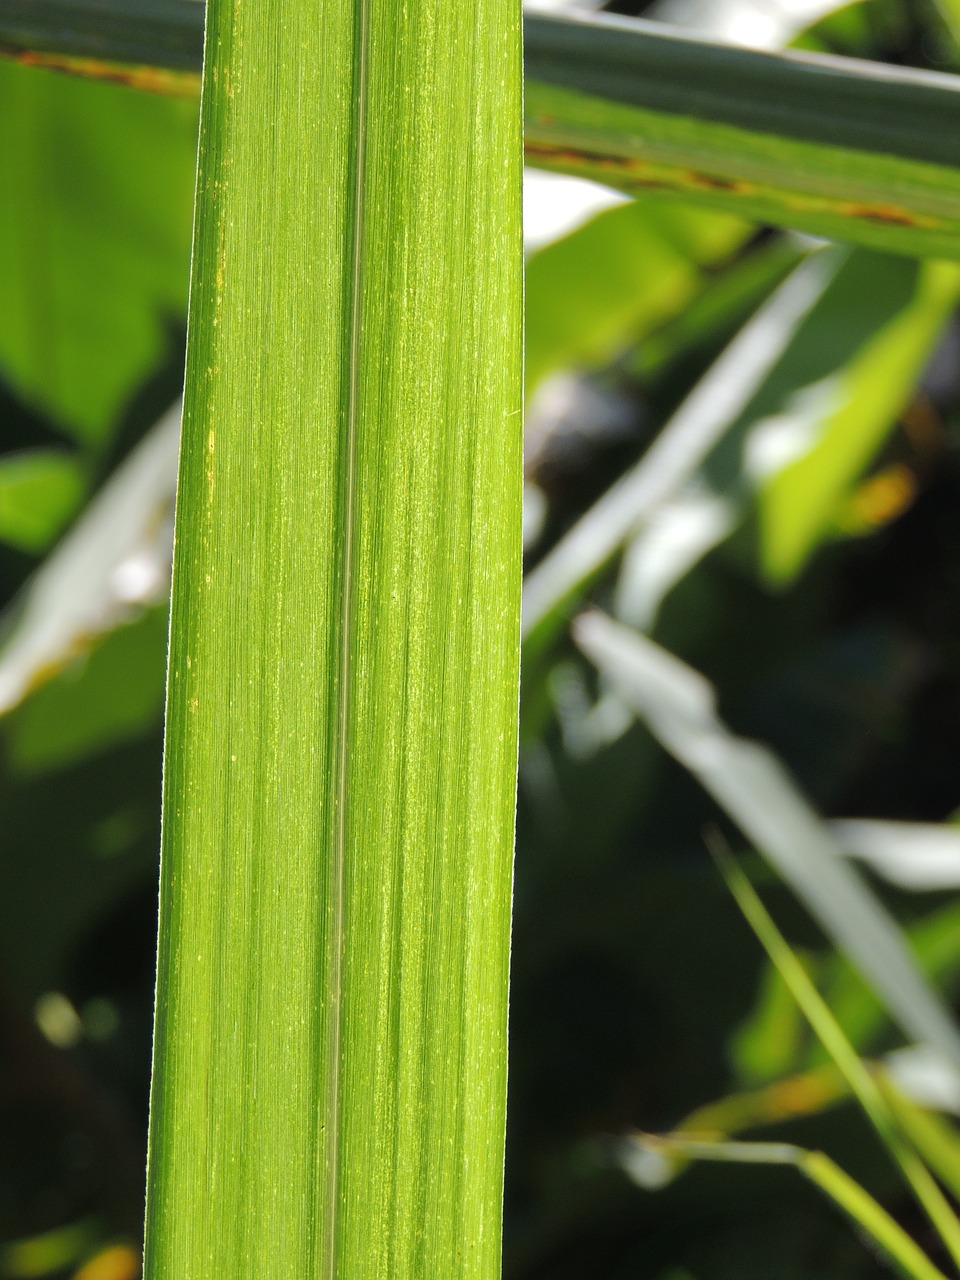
<box><xmin>324</xmin><ymin>0</ymin><xmax>370</xmax><ymax>1271</ymax></box>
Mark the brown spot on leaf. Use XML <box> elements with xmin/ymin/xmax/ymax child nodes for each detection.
<box><xmin>685</xmin><ymin>172</ymin><xmax>742</xmax><ymax>192</ymax></box>
<box><xmin>0</xmin><ymin>42</ymin><xmax>199</xmax><ymax>96</ymax></box>
<box><xmin>846</xmin><ymin>204</ymin><xmax>920</xmax><ymax>227</ymax></box>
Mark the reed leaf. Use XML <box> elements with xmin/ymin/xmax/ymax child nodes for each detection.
<box><xmin>141</xmin><ymin>0</ymin><xmax>523</xmax><ymax>1275</ymax></box>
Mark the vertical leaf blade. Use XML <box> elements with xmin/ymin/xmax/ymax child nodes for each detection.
<box><xmin>142</xmin><ymin>0</ymin><xmax>523</xmax><ymax>1274</ymax></box>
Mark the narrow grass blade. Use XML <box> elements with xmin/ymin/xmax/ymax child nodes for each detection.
<box><xmin>885</xmin><ymin>1044</ymin><xmax>960</xmax><ymax>1116</ymax></box>
<box><xmin>823</xmin><ymin>907</ymin><xmax>960</xmax><ymax>1075</ymax></box>
<box><xmin>571</xmin><ymin>612</ymin><xmax>960</xmax><ymax>1077</ymax></box>
<box><xmin>652</xmin><ymin>1060</ymin><xmax>960</xmax><ymax>1188</ymax></box>
<box><xmin>675</xmin><ymin>1066</ymin><xmax>848</xmax><ymax>1141</ymax></box>
<box><xmin>715</xmin><ymin>851</ymin><xmax>960</xmax><ymax>1271</ymax></box>
<box><xmin>877</xmin><ymin>1069</ymin><xmax>960</xmax><ymax>1203</ymax></box>
<box><xmin>625</xmin><ymin>1134</ymin><xmax>949</xmax><ymax>1280</ymax></box>
<box><xmin>142</xmin><ymin>0</ymin><xmax>523</xmax><ymax>1275</ymax></box>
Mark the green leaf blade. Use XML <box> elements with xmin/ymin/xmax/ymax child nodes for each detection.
<box><xmin>142</xmin><ymin>0</ymin><xmax>523</xmax><ymax>1275</ymax></box>
<box><xmin>0</xmin><ymin>59</ymin><xmax>196</xmax><ymax>444</ymax></box>
<box><xmin>758</xmin><ymin>258</ymin><xmax>960</xmax><ymax>582</ymax></box>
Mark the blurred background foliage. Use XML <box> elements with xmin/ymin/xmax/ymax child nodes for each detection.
<box><xmin>5</xmin><ymin>0</ymin><xmax>960</xmax><ymax>1276</ymax></box>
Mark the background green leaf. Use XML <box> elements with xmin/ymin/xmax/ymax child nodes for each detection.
<box><xmin>0</xmin><ymin>451</ymin><xmax>85</xmax><ymax>552</ymax></box>
<box><xmin>525</xmin><ymin>201</ymin><xmax>748</xmax><ymax>396</ymax></box>
<box><xmin>0</xmin><ymin>60</ymin><xmax>195</xmax><ymax>444</ymax></box>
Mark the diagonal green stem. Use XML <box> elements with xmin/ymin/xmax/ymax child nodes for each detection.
<box><xmin>715</xmin><ymin>851</ymin><xmax>960</xmax><ymax>1274</ymax></box>
<box><xmin>631</xmin><ymin>1135</ymin><xmax>950</xmax><ymax>1280</ymax></box>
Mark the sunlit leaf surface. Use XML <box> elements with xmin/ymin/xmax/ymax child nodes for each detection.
<box><xmin>142</xmin><ymin>0</ymin><xmax>523</xmax><ymax>1274</ymax></box>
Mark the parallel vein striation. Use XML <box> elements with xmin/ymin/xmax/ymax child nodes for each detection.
<box><xmin>141</xmin><ymin>0</ymin><xmax>523</xmax><ymax>1274</ymax></box>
